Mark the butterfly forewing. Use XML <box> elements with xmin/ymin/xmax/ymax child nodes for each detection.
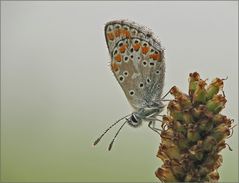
<box><xmin>105</xmin><ymin>20</ymin><xmax>165</xmax><ymax>109</ymax></box>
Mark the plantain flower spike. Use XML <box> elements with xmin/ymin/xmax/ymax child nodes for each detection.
<box><xmin>156</xmin><ymin>72</ymin><xmax>234</xmax><ymax>182</ymax></box>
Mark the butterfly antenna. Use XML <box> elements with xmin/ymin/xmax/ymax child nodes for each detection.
<box><xmin>93</xmin><ymin>114</ymin><xmax>131</xmax><ymax>146</ymax></box>
<box><xmin>108</xmin><ymin>119</ymin><xmax>128</xmax><ymax>151</ymax></box>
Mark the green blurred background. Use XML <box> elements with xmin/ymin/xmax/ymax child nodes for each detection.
<box><xmin>1</xmin><ymin>1</ymin><xmax>238</xmax><ymax>182</ymax></box>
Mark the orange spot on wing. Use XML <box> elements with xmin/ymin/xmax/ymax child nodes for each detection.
<box><xmin>111</xmin><ymin>62</ymin><xmax>119</xmax><ymax>72</ymax></box>
<box><xmin>119</xmin><ymin>45</ymin><xmax>126</xmax><ymax>53</ymax></box>
<box><xmin>133</xmin><ymin>43</ymin><xmax>141</xmax><ymax>51</ymax></box>
<box><xmin>114</xmin><ymin>29</ymin><xmax>120</xmax><ymax>37</ymax></box>
<box><xmin>142</xmin><ymin>47</ymin><xmax>149</xmax><ymax>54</ymax></box>
<box><xmin>114</xmin><ymin>54</ymin><xmax>122</xmax><ymax>62</ymax></box>
<box><xmin>121</xmin><ymin>29</ymin><xmax>130</xmax><ymax>38</ymax></box>
<box><xmin>125</xmin><ymin>31</ymin><xmax>130</xmax><ymax>38</ymax></box>
<box><xmin>107</xmin><ymin>32</ymin><xmax>114</xmax><ymax>41</ymax></box>
<box><xmin>149</xmin><ymin>52</ymin><xmax>161</xmax><ymax>61</ymax></box>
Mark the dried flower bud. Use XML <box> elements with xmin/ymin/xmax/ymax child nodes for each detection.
<box><xmin>193</xmin><ymin>79</ymin><xmax>207</xmax><ymax>104</ymax></box>
<box><xmin>189</xmin><ymin>72</ymin><xmax>201</xmax><ymax>96</ymax></box>
<box><xmin>206</xmin><ymin>94</ymin><xmax>227</xmax><ymax>113</ymax></box>
<box><xmin>206</xmin><ymin>78</ymin><xmax>224</xmax><ymax>100</ymax></box>
<box><xmin>192</xmin><ymin>105</ymin><xmax>207</xmax><ymax>119</ymax></box>
<box><xmin>187</xmin><ymin>128</ymin><xmax>200</xmax><ymax>142</ymax></box>
<box><xmin>168</xmin><ymin>100</ymin><xmax>184</xmax><ymax>121</ymax></box>
<box><xmin>203</xmin><ymin>136</ymin><xmax>217</xmax><ymax>152</ymax></box>
<box><xmin>211</xmin><ymin>123</ymin><xmax>230</xmax><ymax>142</ymax></box>
<box><xmin>198</xmin><ymin>119</ymin><xmax>213</xmax><ymax>132</ymax></box>
<box><xmin>155</xmin><ymin>167</ymin><xmax>177</xmax><ymax>182</ymax></box>
<box><xmin>208</xmin><ymin>170</ymin><xmax>220</xmax><ymax>182</ymax></box>
<box><xmin>171</xmin><ymin>86</ymin><xmax>192</xmax><ymax>109</ymax></box>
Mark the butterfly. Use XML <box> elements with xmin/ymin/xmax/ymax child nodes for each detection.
<box><xmin>94</xmin><ymin>20</ymin><xmax>166</xmax><ymax>150</ymax></box>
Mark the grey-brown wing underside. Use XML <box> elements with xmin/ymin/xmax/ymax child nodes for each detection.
<box><xmin>105</xmin><ymin>20</ymin><xmax>165</xmax><ymax>110</ymax></box>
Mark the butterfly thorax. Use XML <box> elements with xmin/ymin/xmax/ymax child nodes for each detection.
<box><xmin>128</xmin><ymin>101</ymin><xmax>164</xmax><ymax>127</ymax></box>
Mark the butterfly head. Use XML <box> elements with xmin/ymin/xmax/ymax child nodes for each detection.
<box><xmin>127</xmin><ymin>113</ymin><xmax>142</xmax><ymax>127</ymax></box>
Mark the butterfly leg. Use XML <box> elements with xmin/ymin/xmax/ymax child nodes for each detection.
<box><xmin>146</xmin><ymin>117</ymin><xmax>163</xmax><ymax>123</ymax></box>
<box><xmin>148</xmin><ymin>121</ymin><xmax>161</xmax><ymax>135</ymax></box>
<box><xmin>152</xmin><ymin>121</ymin><xmax>162</xmax><ymax>131</ymax></box>
<box><xmin>161</xmin><ymin>88</ymin><xmax>171</xmax><ymax>100</ymax></box>
<box><xmin>160</xmin><ymin>87</ymin><xmax>175</xmax><ymax>102</ymax></box>
<box><xmin>222</xmin><ymin>90</ymin><xmax>226</xmax><ymax>97</ymax></box>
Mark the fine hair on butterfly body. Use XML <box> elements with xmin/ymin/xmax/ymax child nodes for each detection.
<box><xmin>94</xmin><ymin>19</ymin><xmax>165</xmax><ymax>151</ymax></box>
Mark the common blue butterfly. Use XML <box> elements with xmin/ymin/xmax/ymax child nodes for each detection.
<box><xmin>94</xmin><ymin>20</ymin><xmax>166</xmax><ymax>150</ymax></box>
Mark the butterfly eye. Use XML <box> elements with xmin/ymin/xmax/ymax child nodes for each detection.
<box><xmin>119</xmin><ymin>75</ymin><xmax>125</xmax><ymax>83</ymax></box>
<box><xmin>131</xmin><ymin>115</ymin><xmax>137</xmax><ymax>123</ymax></box>
<box><xmin>130</xmin><ymin>114</ymin><xmax>139</xmax><ymax>125</ymax></box>
<box><xmin>129</xmin><ymin>90</ymin><xmax>135</xmax><ymax>96</ymax></box>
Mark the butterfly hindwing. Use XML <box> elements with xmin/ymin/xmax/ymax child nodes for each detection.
<box><xmin>105</xmin><ymin>20</ymin><xmax>165</xmax><ymax>109</ymax></box>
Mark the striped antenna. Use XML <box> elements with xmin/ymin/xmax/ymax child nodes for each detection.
<box><xmin>93</xmin><ymin>114</ymin><xmax>131</xmax><ymax>146</ymax></box>
<box><xmin>108</xmin><ymin>120</ymin><xmax>128</xmax><ymax>151</ymax></box>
